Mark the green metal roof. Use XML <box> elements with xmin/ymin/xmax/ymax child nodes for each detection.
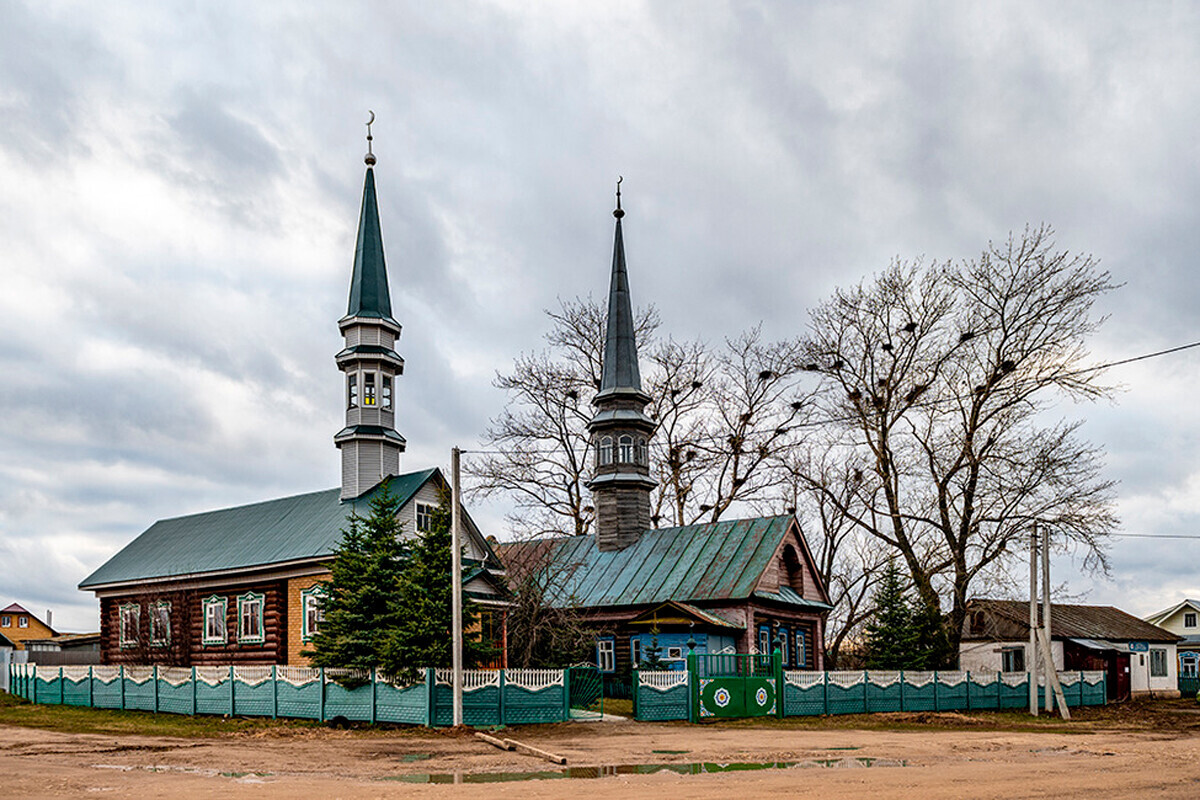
<box><xmin>511</xmin><ymin>515</ymin><xmax>816</xmax><ymax>609</ymax></box>
<box><xmin>345</xmin><ymin>167</ymin><xmax>398</xmax><ymax>326</ymax></box>
<box><xmin>79</xmin><ymin>470</ymin><xmax>436</xmax><ymax>589</ymax></box>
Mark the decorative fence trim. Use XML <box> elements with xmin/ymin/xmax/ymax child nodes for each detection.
<box><xmin>1058</xmin><ymin>671</ymin><xmax>1081</xmax><ymax>687</ymax></box>
<box><xmin>784</xmin><ymin>670</ymin><xmax>826</xmax><ymax>689</ymax></box>
<box><xmin>160</xmin><ymin>667</ymin><xmax>193</xmax><ymax>687</ymax></box>
<box><xmin>92</xmin><ymin>666</ymin><xmax>120</xmax><ymax>684</ymax></box>
<box><xmin>1001</xmin><ymin>672</ymin><xmax>1028</xmax><ymax>687</ymax></box>
<box><xmin>1082</xmin><ymin>670</ymin><xmax>1105</xmax><ymax>685</ymax></box>
<box><xmin>639</xmin><ymin>670</ymin><xmax>690</xmax><ymax>691</ymax></box>
<box><xmin>434</xmin><ymin>669</ymin><xmax>501</xmax><ymax>691</ymax></box>
<box><xmin>938</xmin><ymin>671</ymin><xmax>968</xmax><ymax>687</ymax></box>
<box><xmin>195</xmin><ymin>667</ymin><xmax>230</xmax><ymax>687</ymax></box>
<box><xmin>827</xmin><ymin>671</ymin><xmax>866</xmax><ymax>688</ymax></box>
<box><xmin>62</xmin><ymin>666</ymin><xmax>91</xmax><ymax>683</ymax></box>
<box><xmin>504</xmin><ymin>669</ymin><xmax>564</xmax><ymax>692</ymax></box>
<box><xmin>905</xmin><ymin>670</ymin><xmax>935</xmax><ymax>687</ymax></box>
<box><xmin>233</xmin><ymin>666</ymin><xmax>274</xmax><ymax>687</ymax></box>
<box><xmin>277</xmin><ymin>666</ymin><xmax>320</xmax><ymax>688</ymax></box>
<box><xmin>868</xmin><ymin>670</ymin><xmax>901</xmax><ymax>688</ymax></box>
<box><xmin>325</xmin><ymin>668</ymin><xmax>370</xmax><ymax>686</ymax></box>
<box><xmin>125</xmin><ymin>666</ymin><xmax>154</xmax><ymax>685</ymax></box>
<box><xmin>971</xmin><ymin>671</ymin><xmax>998</xmax><ymax>686</ymax></box>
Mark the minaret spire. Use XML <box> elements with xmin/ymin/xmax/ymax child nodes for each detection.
<box><xmin>335</xmin><ymin>114</ymin><xmax>406</xmax><ymax>500</ymax></box>
<box><xmin>587</xmin><ymin>179</ymin><xmax>657</xmax><ymax>551</ymax></box>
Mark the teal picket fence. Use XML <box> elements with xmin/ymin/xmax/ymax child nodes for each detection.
<box><xmin>636</xmin><ymin>667</ymin><xmax>1108</xmax><ymax>722</ymax></box>
<box><xmin>7</xmin><ymin>663</ymin><xmax>569</xmax><ymax>727</ymax></box>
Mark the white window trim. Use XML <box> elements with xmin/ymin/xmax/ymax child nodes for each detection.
<box><xmin>0</xmin><ymin>616</ymin><xmax>9</xmax><ymax>628</ymax></box>
<box><xmin>382</xmin><ymin>374</ymin><xmax>393</xmax><ymax>410</ymax></box>
<box><xmin>237</xmin><ymin>592</ymin><xmax>266</xmax><ymax>644</ymax></box>
<box><xmin>118</xmin><ymin>603</ymin><xmax>140</xmax><ymax>649</ymax></box>
<box><xmin>415</xmin><ymin>502</ymin><xmax>436</xmax><ymax>533</ymax></box>
<box><xmin>598</xmin><ymin>436</ymin><xmax>613</xmax><ymax>466</ymax></box>
<box><xmin>301</xmin><ymin>586</ymin><xmax>326</xmax><ymax>643</ymax></box>
<box><xmin>630</xmin><ymin>636</ymin><xmax>642</xmax><ymax>669</ymax></box>
<box><xmin>362</xmin><ymin>370</ymin><xmax>378</xmax><ymax>406</ymax></box>
<box><xmin>1185</xmin><ymin>612</ymin><xmax>1197</xmax><ymax>629</ymax></box>
<box><xmin>202</xmin><ymin>595</ymin><xmax>227</xmax><ymax>646</ymax></box>
<box><xmin>347</xmin><ymin>372</ymin><xmax>359</xmax><ymax>409</ymax></box>
<box><xmin>1150</xmin><ymin>648</ymin><xmax>1169</xmax><ymax>678</ymax></box>
<box><xmin>618</xmin><ymin>435</ymin><xmax>634</xmax><ymax>463</ymax></box>
<box><xmin>597</xmin><ymin>638</ymin><xmax>615</xmax><ymax>673</ymax></box>
<box><xmin>150</xmin><ymin>600</ymin><xmax>171</xmax><ymax>647</ymax></box>
<box><xmin>18</xmin><ymin>616</ymin><xmax>29</xmax><ymax>628</ymax></box>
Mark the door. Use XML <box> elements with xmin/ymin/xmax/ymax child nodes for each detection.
<box><xmin>1106</xmin><ymin>653</ymin><xmax>1130</xmax><ymax>701</ymax></box>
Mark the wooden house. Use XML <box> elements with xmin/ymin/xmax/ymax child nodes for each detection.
<box><xmin>78</xmin><ymin>142</ymin><xmax>509</xmax><ymax>666</ymax></box>
<box><xmin>1144</xmin><ymin>598</ymin><xmax>1200</xmax><ymax>681</ymax></box>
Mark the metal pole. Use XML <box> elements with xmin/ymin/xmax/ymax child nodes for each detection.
<box><xmin>451</xmin><ymin>446</ymin><xmax>464</xmax><ymax>727</ymax></box>
<box><xmin>1042</xmin><ymin>525</ymin><xmax>1053</xmax><ymax>712</ymax></box>
<box><xmin>1029</xmin><ymin>525</ymin><xmax>1038</xmax><ymax>716</ymax></box>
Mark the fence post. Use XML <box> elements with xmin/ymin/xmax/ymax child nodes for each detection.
<box><xmin>59</xmin><ymin>667</ymin><xmax>64</xmax><ymax>705</ymax></box>
<box><xmin>271</xmin><ymin>665</ymin><xmax>278</xmax><ymax>719</ymax></box>
<box><xmin>630</xmin><ymin>668</ymin><xmax>637</xmax><ymax>721</ymax></box>
<box><xmin>774</xmin><ymin>647</ymin><xmax>784</xmax><ymax>719</ymax></box>
<box><xmin>370</xmin><ymin>669</ymin><xmax>377</xmax><ymax>725</ymax></box>
<box><xmin>862</xmin><ymin>670</ymin><xmax>869</xmax><ymax>713</ymax></box>
<box><xmin>686</xmin><ymin>646</ymin><xmax>698</xmax><ymax>723</ymax></box>
<box><xmin>562</xmin><ymin>669</ymin><xmax>570</xmax><ymax>723</ymax></box>
<box><xmin>899</xmin><ymin>670</ymin><xmax>905</xmax><ymax>711</ymax></box>
<box><xmin>499</xmin><ymin>669</ymin><xmax>506</xmax><ymax>726</ymax></box>
<box><xmin>424</xmin><ymin>668</ymin><xmax>434</xmax><ymax>727</ymax></box>
<box><xmin>153</xmin><ymin>665</ymin><xmax>159</xmax><ymax>714</ymax></box>
<box><xmin>119</xmin><ymin>665</ymin><xmax>125</xmax><ymax>710</ymax></box>
<box><xmin>822</xmin><ymin>670</ymin><xmax>829</xmax><ymax>715</ymax></box>
<box><xmin>191</xmin><ymin>667</ymin><xmax>197</xmax><ymax>716</ymax></box>
<box><xmin>997</xmin><ymin>671</ymin><xmax>1002</xmax><ymax>708</ymax></box>
<box><xmin>965</xmin><ymin>671</ymin><xmax>970</xmax><ymax>711</ymax></box>
<box><xmin>88</xmin><ymin>666</ymin><xmax>94</xmax><ymax>708</ymax></box>
<box><xmin>229</xmin><ymin>665</ymin><xmax>235</xmax><ymax>715</ymax></box>
<box><xmin>933</xmin><ymin>671</ymin><xmax>940</xmax><ymax>711</ymax></box>
<box><xmin>318</xmin><ymin>667</ymin><xmax>326</xmax><ymax>722</ymax></box>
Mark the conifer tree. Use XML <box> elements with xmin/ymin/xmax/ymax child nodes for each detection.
<box><xmin>380</xmin><ymin>495</ymin><xmax>492</xmax><ymax>684</ymax></box>
<box><xmin>862</xmin><ymin>559</ymin><xmax>918</xmax><ymax>669</ymax></box>
<box><xmin>640</xmin><ymin>627</ymin><xmax>665</xmax><ymax>670</ymax></box>
<box><xmin>306</xmin><ymin>483</ymin><xmax>408</xmax><ymax>686</ymax></box>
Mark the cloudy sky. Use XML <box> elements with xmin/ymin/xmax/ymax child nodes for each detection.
<box><xmin>3</xmin><ymin>1</ymin><xmax>1200</xmax><ymax>631</ymax></box>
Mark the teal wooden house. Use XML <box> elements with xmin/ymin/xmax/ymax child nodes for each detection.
<box><xmin>79</xmin><ymin>136</ymin><xmax>509</xmax><ymax>667</ymax></box>
<box><xmin>499</xmin><ymin>193</ymin><xmax>832</xmax><ymax>675</ymax></box>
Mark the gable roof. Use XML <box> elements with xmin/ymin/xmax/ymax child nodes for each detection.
<box><xmin>497</xmin><ymin>515</ymin><xmax>831</xmax><ymax>611</ymax></box>
<box><xmin>1145</xmin><ymin>598</ymin><xmax>1200</xmax><ymax>626</ymax></box>
<box><xmin>964</xmin><ymin>599</ymin><xmax>1180</xmax><ymax>643</ymax></box>
<box><xmin>80</xmin><ymin>469</ymin><xmax>501</xmax><ymax>590</ymax></box>
<box><xmin>628</xmin><ymin>601</ymin><xmax>742</xmax><ymax>630</ymax></box>
<box><xmin>1</xmin><ymin>603</ymin><xmax>31</xmax><ymax>615</ymax></box>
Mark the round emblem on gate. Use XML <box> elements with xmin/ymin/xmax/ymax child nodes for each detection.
<box><xmin>755</xmin><ymin>687</ymin><xmax>769</xmax><ymax>707</ymax></box>
<box><xmin>713</xmin><ymin>687</ymin><xmax>731</xmax><ymax>708</ymax></box>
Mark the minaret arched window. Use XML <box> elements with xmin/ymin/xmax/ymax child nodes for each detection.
<box><xmin>636</xmin><ymin>437</ymin><xmax>648</xmax><ymax>465</ymax></box>
<box><xmin>347</xmin><ymin>373</ymin><xmax>359</xmax><ymax>408</ymax></box>
<box><xmin>618</xmin><ymin>435</ymin><xmax>634</xmax><ymax>463</ymax></box>
<box><xmin>382</xmin><ymin>375</ymin><xmax>392</xmax><ymax>410</ymax></box>
<box><xmin>599</xmin><ymin>436</ymin><xmax>614</xmax><ymax>466</ymax></box>
<box><xmin>363</xmin><ymin>372</ymin><xmax>377</xmax><ymax>406</ymax></box>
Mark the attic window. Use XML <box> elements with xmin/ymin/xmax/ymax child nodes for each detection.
<box><xmin>18</xmin><ymin>616</ymin><xmax>28</xmax><ymax>628</ymax></box>
<box><xmin>0</xmin><ymin>616</ymin><xmax>9</xmax><ymax>627</ymax></box>
<box><xmin>1186</xmin><ymin>612</ymin><xmax>1197</xmax><ymax>629</ymax></box>
<box><xmin>781</xmin><ymin>544</ymin><xmax>804</xmax><ymax>594</ymax></box>
<box><xmin>416</xmin><ymin>502</ymin><xmax>435</xmax><ymax>533</ymax></box>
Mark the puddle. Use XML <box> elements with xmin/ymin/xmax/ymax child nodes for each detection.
<box><xmin>398</xmin><ymin>753</ymin><xmax>432</xmax><ymax>763</ymax></box>
<box><xmin>385</xmin><ymin>758</ymin><xmax>905</xmax><ymax>783</ymax></box>
<box><xmin>651</xmin><ymin>749</ymin><xmax>691</xmax><ymax>755</ymax></box>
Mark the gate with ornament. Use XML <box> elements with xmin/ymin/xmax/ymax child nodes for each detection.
<box><xmin>692</xmin><ymin>652</ymin><xmax>779</xmax><ymax>719</ymax></box>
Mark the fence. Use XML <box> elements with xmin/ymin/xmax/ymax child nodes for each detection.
<box><xmin>7</xmin><ymin>664</ymin><xmax>569</xmax><ymax>727</ymax></box>
<box><xmin>635</xmin><ymin>668</ymin><xmax>1108</xmax><ymax>721</ymax></box>
<box><xmin>1179</xmin><ymin>676</ymin><xmax>1199</xmax><ymax>698</ymax></box>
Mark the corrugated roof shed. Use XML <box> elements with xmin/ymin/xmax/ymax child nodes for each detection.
<box><xmin>498</xmin><ymin>516</ymin><xmax>831</xmax><ymax>610</ymax></box>
<box><xmin>966</xmin><ymin>599</ymin><xmax>1180</xmax><ymax>643</ymax></box>
<box><xmin>79</xmin><ymin>470</ymin><xmax>436</xmax><ymax>589</ymax></box>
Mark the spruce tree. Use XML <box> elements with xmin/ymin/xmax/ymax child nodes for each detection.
<box><xmin>306</xmin><ymin>483</ymin><xmax>408</xmax><ymax>686</ymax></box>
<box><xmin>379</xmin><ymin>495</ymin><xmax>492</xmax><ymax>684</ymax></box>
<box><xmin>862</xmin><ymin>559</ymin><xmax>918</xmax><ymax>669</ymax></box>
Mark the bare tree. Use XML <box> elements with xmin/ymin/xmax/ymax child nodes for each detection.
<box><xmin>800</xmin><ymin>225</ymin><xmax>1119</xmax><ymax>648</ymax></box>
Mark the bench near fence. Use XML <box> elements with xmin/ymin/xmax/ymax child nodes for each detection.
<box><xmin>634</xmin><ymin>669</ymin><xmax>1108</xmax><ymax>721</ymax></box>
<box><xmin>6</xmin><ymin>664</ymin><xmax>568</xmax><ymax>727</ymax></box>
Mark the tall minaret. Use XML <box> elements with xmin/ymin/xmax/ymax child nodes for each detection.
<box><xmin>586</xmin><ymin>180</ymin><xmax>657</xmax><ymax>551</ymax></box>
<box><xmin>334</xmin><ymin>114</ymin><xmax>407</xmax><ymax>500</ymax></box>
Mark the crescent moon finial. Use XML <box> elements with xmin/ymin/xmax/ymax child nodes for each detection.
<box><xmin>364</xmin><ymin>110</ymin><xmax>376</xmax><ymax>166</ymax></box>
<box><xmin>614</xmin><ymin>176</ymin><xmax>624</xmax><ymax>218</ymax></box>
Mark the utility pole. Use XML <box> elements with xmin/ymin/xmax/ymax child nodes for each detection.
<box><xmin>1029</xmin><ymin>524</ymin><xmax>1039</xmax><ymax>716</ymax></box>
<box><xmin>1042</xmin><ymin>525</ymin><xmax>1053</xmax><ymax>713</ymax></box>
<box><xmin>451</xmin><ymin>446</ymin><xmax>464</xmax><ymax>727</ymax></box>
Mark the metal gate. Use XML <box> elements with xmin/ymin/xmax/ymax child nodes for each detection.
<box><xmin>568</xmin><ymin>666</ymin><xmax>604</xmax><ymax>720</ymax></box>
<box><xmin>695</xmin><ymin>653</ymin><xmax>777</xmax><ymax>718</ymax></box>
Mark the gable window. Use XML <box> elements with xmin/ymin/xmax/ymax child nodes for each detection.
<box><xmin>382</xmin><ymin>375</ymin><xmax>392</xmax><ymax>410</ymax></box>
<box><xmin>1150</xmin><ymin>648</ymin><xmax>1169</xmax><ymax>677</ymax></box>
<box><xmin>1001</xmin><ymin>646</ymin><xmax>1025</xmax><ymax>673</ymax></box>
<box><xmin>119</xmin><ymin>604</ymin><xmax>140</xmax><ymax>648</ymax></box>
<box><xmin>18</xmin><ymin>616</ymin><xmax>28</xmax><ymax>628</ymax></box>
<box><xmin>596</xmin><ymin>637</ymin><xmax>615</xmax><ymax>672</ymax></box>
<box><xmin>150</xmin><ymin>601</ymin><xmax>171</xmax><ymax>647</ymax></box>
<box><xmin>598</xmin><ymin>437</ymin><xmax>613</xmax><ymax>466</ymax></box>
<box><xmin>347</xmin><ymin>373</ymin><xmax>359</xmax><ymax>408</ymax></box>
<box><xmin>301</xmin><ymin>586</ymin><xmax>326</xmax><ymax>642</ymax></box>
<box><xmin>0</xmin><ymin>616</ymin><xmax>9</xmax><ymax>627</ymax></box>
<box><xmin>1186</xmin><ymin>612</ymin><xmax>1197</xmax><ymax>629</ymax></box>
<box><xmin>630</xmin><ymin>637</ymin><xmax>642</xmax><ymax>669</ymax></box>
<box><xmin>416</xmin><ymin>502</ymin><xmax>435</xmax><ymax>533</ymax></box>
<box><xmin>362</xmin><ymin>372</ymin><xmax>377</xmax><ymax>406</ymax></box>
<box><xmin>202</xmin><ymin>596</ymin><xmax>227</xmax><ymax>645</ymax></box>
<box><xmin>781</xmin><ymin>545</ymin><xmax>804</xmax><ymax>594</ymax></box>
<box><xmin>238</xmin><ymin>592</ymin><xmax>265</xmax><ymax>644</ymax></box>
<box><xmin>618</xmin><ymin>435</ymin><xmax>633</xmax><ymax>463</ymax></box>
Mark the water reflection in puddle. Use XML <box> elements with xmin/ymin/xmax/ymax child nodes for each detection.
<box><xmin>386</xmin><ymin>758</ymin><xmax>906</xmax><ymax>784</ymax></box>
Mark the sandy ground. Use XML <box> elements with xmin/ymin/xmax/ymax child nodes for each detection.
<box><xmin>5</xmin><ymin>715</ymin><xmax>1200</xmax><ymax>799</ymax></box>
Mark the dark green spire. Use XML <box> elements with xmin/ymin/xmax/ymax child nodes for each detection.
<box><xmin>597</xmin><ymin>187</ymin><xmax>645</xmax><ymax>399</ymax></box>
<box><xmin>346</xmin><ymin>167</ymin><xmax>396</xmax><ymax>323</ymax></box>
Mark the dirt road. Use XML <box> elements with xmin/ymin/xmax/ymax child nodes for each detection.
<box><xmin>6</xmin><ymin>715</ymin><xmax>1200</xmax><ymax>799</ymax></box>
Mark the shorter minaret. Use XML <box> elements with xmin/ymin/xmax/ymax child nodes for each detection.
<box><xmin>586</xmin><ymin>180</ymin><xmax>657</xmax><ymax>551</ymax></box>
<box><xmin>335</xmin><ymin>114</ymin><xmax>407</xmax><ymax>500</ymax></box>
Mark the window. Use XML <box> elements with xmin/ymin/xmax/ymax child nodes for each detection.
<box><xmin>119</xmin><ymin>604</ymin><xmax>140</xmax><ymax>648</ymax></box>
<box><xmin>362</xmin><ymin>372</ymin><xmax>377</xmax><ymax>406</ymax></box>
<box><xmin>666</xmin><ymin>646</ymin><xmax>683</xmax><ymax>660</ymax></box>
<box><xmin>416</xmin><ymin>502</ymin><xmax>435</xmax><ymax>533</ymax></box>
<box><xmin>238</xmin><ymin>592</ymin><xmax>265</xmax><ymax>644</ymax></box>
<box><xmin>0</xmin><ymin>616</ymin><xmax>9</xmax><ymax>627</ymax></box>
<box><xmin>780</xmin><ymin>628</ymin><xmax>790</xmax><ymax>666</ymax></box>
<box><xmin>382</xmin><ymin>375</ymin><xmax>392</xmax><ymax>410</ymax></box>
<box><xmin>596</xmin><ymin>638</ymin><xmax>615</xmax><ymax>672</ymax></box>
<box><xmin>598</xmin><ymin>437</ymin><xmax>613</xmax><ymax>466</ymax></box>
<box><xmin>630</xmin><ymin>637</ymin><xmax>642</xmax><ymax>669</ymax></box>
<box><xmin>1181</xmin><ymin>653</ymin><xmax>1199</xmax><ymax>679</ymax></box>
<box><xmin>347</xmin><ymin>373</ymin><xmax>359</xmax><ymax>408</ymax></box>
<box><xmin>301</xmin><ymin>586</ymin><xmax>326</xmax><ymax>642</ymax></box>
<box><xmin>1186</xmin><ymin>612</ymin><xmax>1197</xmax><ymax>629</ymax></box>
<box><xmin>1150</xmin><ymin>648</ymin><xmax>1169</xmax><ymax>677</ymax></box>
<box><xmin>636</xmin><ymin>438</ymin><xmax>647</xmax><ymax>465</ymax></box>
<box><xmin>618</xmin><ymin>435</ymin><xmax>633</xmax><ymax>463</ymax></box>
<box><xmin>150</xmin><ymin>601</ymin><xmax>171</xmax><ymax>646</ymax></box>
<box><xmin>1001</xmin><ymin>647</ymin><xmax>1025</xmax><ymax>673</ymax></box>
<box><xmin>18</xmin><ymin>616</ymin><xmax>28</xmax><ymax>628</ymax></box>
<box><xmin>795</xmin><ymin>629</ymin><xmax>807</xmax><ymax>667</ymax></box>
<box><xmin>758</xmin><ymin>625</ymin><xmax>771</xmax><ymax>655</ymax></box>
<box><xmin>202</xmin><ymin>596</ymin><xmax>227</xmax><ymax>645</ymax></box>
